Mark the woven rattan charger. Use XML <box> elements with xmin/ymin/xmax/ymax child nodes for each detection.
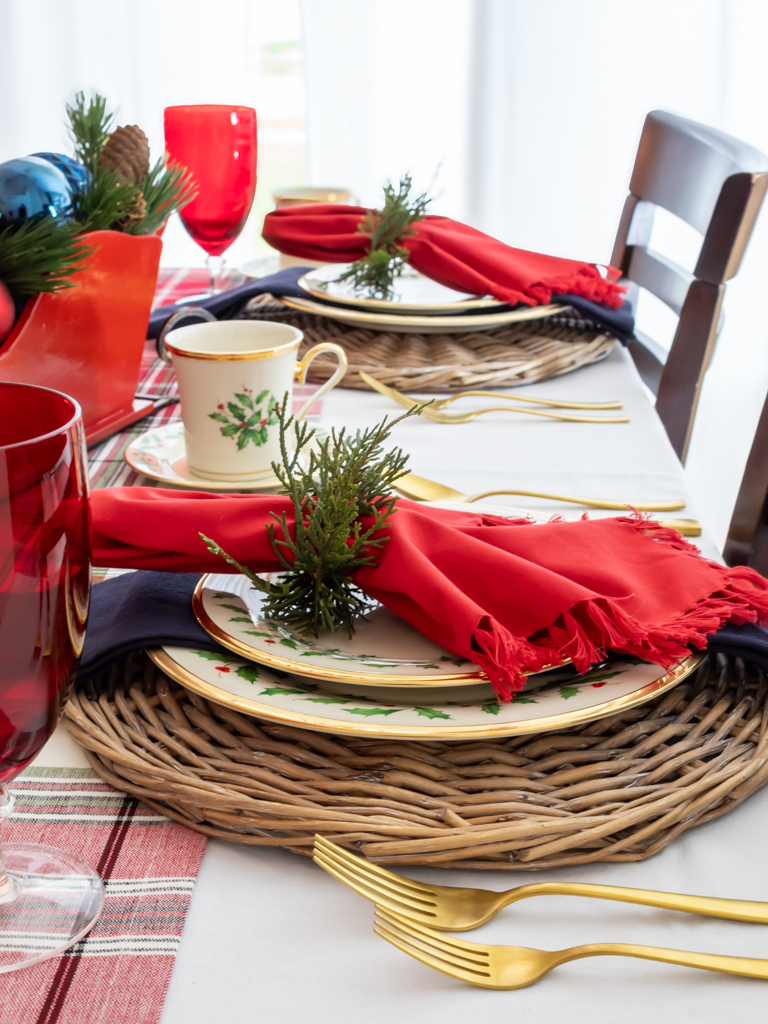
<box><xmin>66</xmin><ymin>650</ymin><xmax>768</xmax><ymax>870</ymax></box>
<box><xmin>239</xmin><ymin>295</ymin><xmax>616</xmax><ymax>392</ymax></box>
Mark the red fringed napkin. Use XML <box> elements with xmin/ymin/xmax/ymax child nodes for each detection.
<box><xmin>91</xmin><ymin>489</ymin><xmax>768</xmax><ymax>702</ymax></box>
<box><xmin>262</xmin><ymin>204</ymin><xmax>626</xmax><ymax>310</ymax></box>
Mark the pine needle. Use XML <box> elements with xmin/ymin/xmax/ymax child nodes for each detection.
<box><xmin>66</xmin><ymin>92</ymin><xmax>113</xmax><ymax>177</ymax></box>
<box><xmin>202</xmin><ymin>398</ymin><xmax>424</xmax><ymax>637</ymax></box>
<box><xmin>124</xmin><ymin>157</ymin><xmax>197</xmax><ymax>236</ymax></box>
<box><xmin>0</xmin><ymin>219</ymin><xmax>91</xmax><ymax>299</ymax></box>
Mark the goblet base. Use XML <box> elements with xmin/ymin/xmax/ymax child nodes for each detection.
<box><xmin>0</xmin><ymin>843</ymin><xmax>103</xmax><ymax>973</ymax></box>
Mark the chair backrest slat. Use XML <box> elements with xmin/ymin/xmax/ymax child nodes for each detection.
<box><xmin>627</xmin><ymin>247</ymin><xmax>692</xmax><ymax>316</ymax></box>
<box><xmin>612</xmin><ymin>110</ymin><xmax>768</xmax><ymax>462</ymax></box>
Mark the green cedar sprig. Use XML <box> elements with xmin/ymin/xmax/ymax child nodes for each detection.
<box><xmin>336</xmin><ymin>175</ymin><xmax>430</xmax><ymax>299</ymax></box>
<box><xmin>201</xmin><ymin>397</ymin><xmax>421</xmax><ymax>637</ymax></box>
<box><xmin>70</xmin><ymin>166</ymin><xmax>139</xmax><ymax>232</ymax></box>
<box><xmin>0</xmin><ymin>219</ymin><xmax>91</xmax><ymax>299</ymax></box>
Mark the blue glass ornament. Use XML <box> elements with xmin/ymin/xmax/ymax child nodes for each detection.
<box><xmin>31</xmin><ymin>152</ymin><xmax>88</xmax><ymax>194</ymax></box>
<box><xmin>0</xmin><ymin>156</ymin><xmax>73</xmax><ymax>228</ymax></box>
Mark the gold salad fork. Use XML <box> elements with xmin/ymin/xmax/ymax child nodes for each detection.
<box><xmin>359</xmin><ymin>372</ymin><xmax>630</xmax><ymax>424</ymax></box>
<box><xmin>374</xmin><ymin>907</ymin><xmax>768</xmax><ymax>989</ymax></box>
<box><xmin>314</xmin><ymin>835</ymin><xmax>768</xmax><ymax>931</ymax></box>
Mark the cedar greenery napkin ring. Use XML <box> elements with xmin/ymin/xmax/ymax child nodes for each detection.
<box><xmin>335</xmin><ymin>174</ymin><xmax>430</xmax><ymax>299</ymax></box>
<box><xmin>202</xmin><ymin>395</ymin><xmax>421</xmax><ymax>637</ymax></box>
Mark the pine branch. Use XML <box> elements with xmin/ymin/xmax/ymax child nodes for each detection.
<box><xmin>337</xmin><ymin>175</ymin><xmax>431</xmax><ymax>299</ymax></box>
<box><xmin>66</xmin><ymin>92</ymin><xmax>113</xmax><ymax>177</ymax></box>
<box><xmin>0</xmin><ymin>219</ymin><xmax>91</xmax><ymax>299</ymax></box>
<box><xmin>71</xmin><ymin>168</ymin><xmax>140</xmax><ymax>233</ymax></box>
<box><xmin>202</xmin><ymin>397</ymin><xmax>425</xmax><ymax>637</ymax></box>
<box><xmin>123</xmin><ymin>157</ymin><xmax>197</xmax><ymax>236</ymax></box>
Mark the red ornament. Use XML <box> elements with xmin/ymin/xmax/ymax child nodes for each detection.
<box><xmin>0</xmin><ymin>279</ymin><xmax>14</xmax><ymax>343</ymax></box>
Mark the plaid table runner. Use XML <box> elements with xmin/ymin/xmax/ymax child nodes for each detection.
<box><xmin>0</xmin><ymin>767</ymin><xmax>206</xmax><ymax>1024</ymax></box>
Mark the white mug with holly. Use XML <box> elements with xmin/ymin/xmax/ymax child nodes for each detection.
<box><xmin>163</xmin><ymin>318</ymin><xmax>347</xmax><ymax>481</ymax></box>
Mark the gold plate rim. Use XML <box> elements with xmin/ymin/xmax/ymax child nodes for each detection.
<box><xmin>192</xmin><ymin>573</ymin><xmax>569</xmax><ymax>686</ymax></box>
<box><xmin>147</xmin><ymin>647</ymin><xmax>703</xmax><ymax>741</ymax></box>
<box><xmin>282</xmin><ymin>295</ymin><xmax>565</xmax><ymax>330</ymax></box>
<box><xmin>297</xmin><ymin>270</ymin><xmax>504</xmax><ymax>314</ymax></box>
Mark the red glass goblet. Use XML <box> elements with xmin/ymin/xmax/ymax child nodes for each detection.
<box><xmin>164</xmin><ymin>104</ymin><xmax>257</xmax><ymax>294</ymax></box>
<box><xmin>0</xmin><ymin>382</ymin><xmax>102</xmax><ymax>971</ymax></box>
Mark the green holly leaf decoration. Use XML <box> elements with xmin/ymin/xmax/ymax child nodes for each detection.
<box><xmin>279</xmin><ymin>638</ymin><xmax>299</xmax><ymax>649</ymax></box>
<box><xmin>259</xmin><ymin>686</ymin><xmax>309</xmax><ymax>697</ymax></box>
<box><xmin>347</xmin><ymin>707</ymin><xmax>402</xmax><ymax>717</ymax></box>
<box><xmin>303</xmin><ymin>696</ymin><xmax>352</xmax><ymax>705</ymax></box>
<box><xmin>512</xmin><ymin>696</ymin><xmax>538</xmax><ymax>704</ymax></box>
<box><xmin>244</xmin><ymin>630</ymin><xmax>277</xmax><ymax>639</ymax></box>
<box><xmin>580</xmin><ymin>670</ymin><xmax>624</xmax><ymax>684</ymax></box>
<box><xmin>235</xmin><ymin>665</ymin><xmax>260</xmax><ymax>683</ymax></box>
<box><xmin>228</xmin><ymin>616</ymin><xmax>253</xmax><ymax>623</ymax></box>
<box><xmin>234</xmin><ymin>392</ymin><xmax>254</xmax><ymax>410</ymax></box>
<box><xmin>559</xmin><ymin>686</ymin><xmax>581</xmax><ymax>699</ymax></box>
<box><xmin>414</xmin><ymin>707</ymin><xmax>452</xmax><ymax>720</ymax></box>
<box><xmin>480</xmin><ymin>702</ymin><xmax>501</xmax><ymax>715</ymax></box>
<box><xmin>194</xmin><ymin>651</ymin><xmax>234</xmax><ymax>663</ymax></box>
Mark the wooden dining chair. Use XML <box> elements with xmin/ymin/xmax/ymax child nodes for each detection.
<box><xmin>724</xmin><ymin>394</ymin><xmax>768</xmax><ymax>573</ymax></box>
<box><xmin>610</xmin><ymin>109</ymin><xmax>768</xmax><ymax>463</ymax></box>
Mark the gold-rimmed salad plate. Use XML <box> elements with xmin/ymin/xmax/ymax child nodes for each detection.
<box><xmin>193</xmin><ymin>502</ymin><xmax>565</xmax><ymax>687</ymax></box>
<box><xmin>148</xmin><ymin>645</ymin><xmax>702</xmax><ymax>742</ymax></box>
<box><xmin>281</xmin><ymin>295</ymin><xmax>564</xmax><ymax>334</ymax></box>
<box><xmin>298</xmin><ymin>264</ymin><xmax>503</xmax><ymax>315</ymax></box>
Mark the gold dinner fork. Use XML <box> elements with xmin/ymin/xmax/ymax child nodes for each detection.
<box><xmin>426</xmin><ymin>389</ymin><xmax>623</xmax><ymax>412</ymax></box>
<box><xmin>313</xmin><ymin>835</ymin><xmax>768</xmax><ymax>931</ymax></box>
<box><xmin>374</xmin><ymin>907</ymin><xmax>768</xmax><ymax>989</ymax></box>
<box><xmin>359</xmin><ymin>372</ymin><xmax>630</xmax><ymax>424</ymax></box>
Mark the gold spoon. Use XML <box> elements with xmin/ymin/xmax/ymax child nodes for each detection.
<box><xmin>360</xmin><ymin>371</ymin><xmax>629</xmax><ymax>424</ymax></box>
<box><xmin>394</xmin><ymin>471</ymin><xmax>698</xmax><ymax>530</ymax></box>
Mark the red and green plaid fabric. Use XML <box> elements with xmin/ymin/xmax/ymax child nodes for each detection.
<box><xmin>1</xmin><ymin>767</ymin><xmax>206</xmax><ymax>1024</ymax></box>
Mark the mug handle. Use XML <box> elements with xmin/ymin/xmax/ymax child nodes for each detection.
<box><xmin>294</xmin><ymin>342</ymin><xmax>348</xmax><ymax>420</ymax></box>
<box><xmin>156</xmin><ymin>306</ymin><xmax>217</xmax><ymax>363</ymax></box>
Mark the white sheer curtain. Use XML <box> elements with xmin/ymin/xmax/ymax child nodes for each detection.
<box><xmin>301</xmin><ymin>0</ymin><xmax>768</xmax><ymax>550</ymax></box>
<box><xmin>0</xmin><ymin>0</ymin><xmax>304</xmax><ymax>266</ymax></box>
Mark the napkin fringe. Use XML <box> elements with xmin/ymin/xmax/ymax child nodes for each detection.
<box><xmin>524</xmin><ymin>265</ymin><xmax>625</xmax><ymax>310</ymax></box>
<box><xmin>472</xmin><ymin>558</ymin><xmax>768</xmax><ymax>703</ymax></box>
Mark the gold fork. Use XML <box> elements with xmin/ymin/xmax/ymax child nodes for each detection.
<box><xmin>359</xmin><ymin>372</ymin><xmax>630</xmax><ymax>424</ymax></box>
<box><xmin>374</xmin><ymin>907</ymin><xmax>768</xmax><ymax>989</ymax></box>
<box><xmin>394</xmin><ymin>470</ymin><xmax>688</xmax><ymax>514</ymax></box>
<box><xmin>427</xmin><ymin>389</ymin><xmax>623</xmax><ymax>412</ymax></box>
<box><xmin>314</xmin><ymin>835</ymin><xmax>768</xmax><ymax>931</ymax></box>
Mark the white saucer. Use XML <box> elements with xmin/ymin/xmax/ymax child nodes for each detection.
<box><xmin>125</xmin><ymin>421</ymin><xmax>283</xmax><ymax>492</ymax></box>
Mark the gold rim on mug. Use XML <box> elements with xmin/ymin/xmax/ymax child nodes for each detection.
<box><xmin>146</xmin><ymin>646</ymin><xmax>703</xmax><ymax>741</ymax></box>
<box><xmin>164</xmin><ymin>336</ymin><xmax>302</xmax><ymax>362</ymax></box>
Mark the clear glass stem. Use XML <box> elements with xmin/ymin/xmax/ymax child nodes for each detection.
<box><xmin>205</xmin><ymin>255</ymin><xmax>226</xmax><ymax>295</ymax></box>
<box><xmin>0</xmin><ymin>789</ymin><xmax>20</xmax><ymax>905</ymax></box>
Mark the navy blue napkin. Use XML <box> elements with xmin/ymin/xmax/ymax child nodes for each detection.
<box><xmin>148</xmin><ymin>268</ymin><xmax>636</xmax><ymax>344</ymax></box>
<box><xmin>78</xmin><ymin>571</ymin><xmax>227</xmax><ymax>678</ymax></box>
<box><xmin>78</xmin><ymin>570</ymin><xmax>767</xmax><ymax>681</ymax></box>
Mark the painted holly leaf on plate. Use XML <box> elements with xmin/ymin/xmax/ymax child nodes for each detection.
<box><xmin>235</xmin><ymin>665</ymin><xmax>260</xmax><ymax>683</ymax></box>
<box><xmin>414</xmin><ymin>707</ymin><xmax>452</xmax><ymax>720</ymax></box>
<box><xmin>347</xmin><ymin>707</ymin><xmax>402</xmax><ymax>717</ymax></box>
<box><xmin>194</xmin><ymin>651</ymin><xmax>234</xmax><ymax>663</ymax></box>
<box><xmin>209</xmin><ymin>387</ymin><xmax>280</xmax><ymax>449</ymax></box>
<box><xmin>480</xmin><ymin>702</ymin><xmax>501</xmax><ymax>715</ymax></box>
<box><xmin>259</xmin><ymin>686</ymin><xmax>311</xmax><ymax>697</ymax></box>
<box><xmin>559</xmin><ymin>686</ymin><xmax>581</xmax><ymax>699</ymax></box>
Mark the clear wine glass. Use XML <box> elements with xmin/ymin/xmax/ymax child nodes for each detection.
<box><xmin>0</xmin><ymin>382</ymin><xmax>102</xmax><ymax>972</ymax></box>
<box><xmin>164</xmin><ymin>104</ymin><xmax>258</xmax><ymax>294</ymax></box>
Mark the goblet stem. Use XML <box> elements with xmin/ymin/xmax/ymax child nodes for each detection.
<box><xmin>205</xmin><ymin>255</ymin><xmax>226</xmax><ymax>295</ymax></box>
<box><xmin>0</xmin><ymin>790</ymin><xmax>20</xmax><ymax>905</ymax></box>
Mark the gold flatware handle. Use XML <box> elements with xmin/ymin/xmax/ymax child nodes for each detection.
<box><xmin>469</xmin><ymin>488</ymin><xmax>686</xmax><ymax>511</ymax></box>
<box><xmin>658</xmin><ymin>518</ymin><xmax>701</xmax><ymax>536</ymax></box>
<box><xmin>361</xmin><ymin>372</ymin><xmax>627</xmax><ymax>423</ymax></box>
<box><xmin>558</xmin><ymin>942</ymin><xmax>768</xmax><ymax>980</ymax></box>
<box><xmin>507</xmin><ymin>881</ymin><xmax>768</xmax><ymax>924</ymax></box>
<box><xmin>436</xmin><ymin>390</ymin><xmax>623</xmax><ymax>411</ymax></box>
<box><xmin>421</xmin><ymin>404</ymin><xmax>630</xmax><ymax>424</ymax></box>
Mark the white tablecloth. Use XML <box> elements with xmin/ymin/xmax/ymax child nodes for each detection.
<box><xmin>38</xmin><ymin>345</ymin><xmax>768</xmax><ymax>1023</ymax></box>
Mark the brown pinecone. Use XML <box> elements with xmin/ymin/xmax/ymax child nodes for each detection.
<box><xmin>98</xmin><ymin>125</ymin><xmax>150</xmax><ymax>183</ymax></box>
<box><xmin>116</xmin><ymin>190</ymin><xmax>147</xmax><ymax>229</ymax></box>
